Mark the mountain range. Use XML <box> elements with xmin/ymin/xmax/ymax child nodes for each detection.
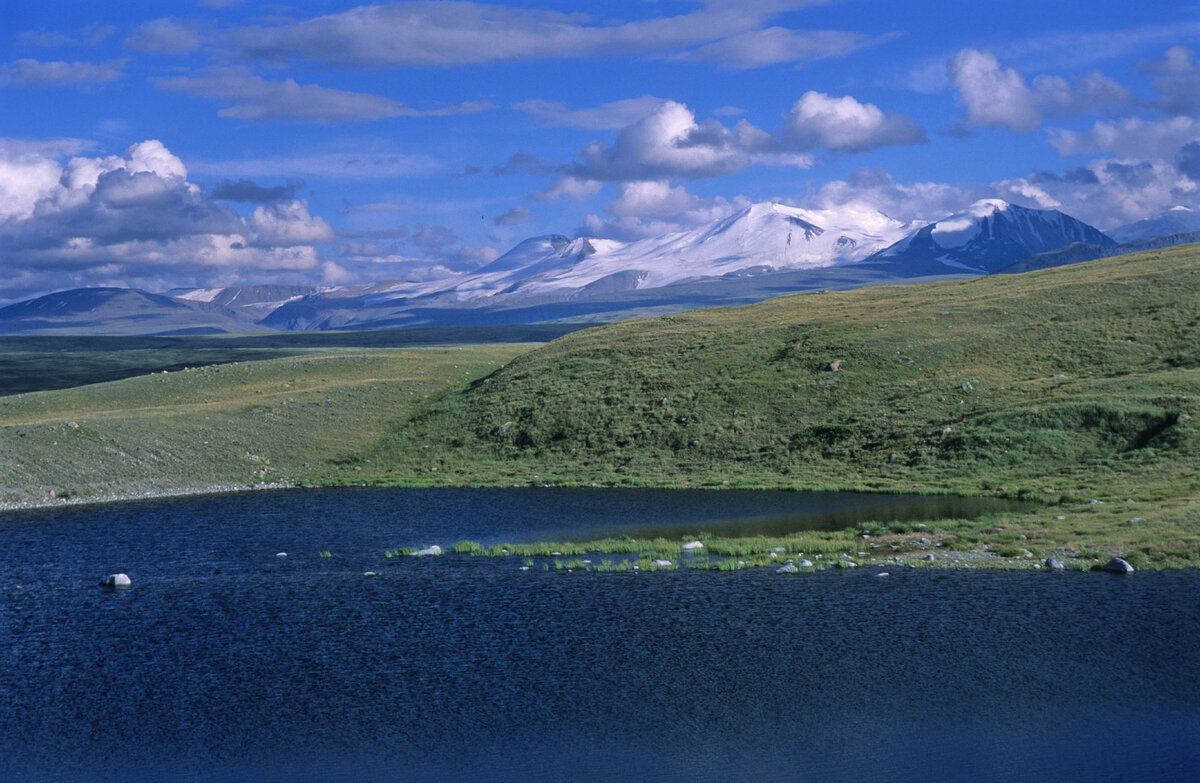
<box><xmin>2</xmin><ymin>201</ymin><xmax>1196</xmax><ymax>335</ymax></box>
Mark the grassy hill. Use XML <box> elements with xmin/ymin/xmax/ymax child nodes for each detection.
<box><xmin>0</xmin><ymin>345</ymin><xmax>528</xmax><ymax>507</ymax></box>
<box><xmin>2</xmin><ymin>245</ymin><xmax>1197</xmax><ymax>566</ymax></box>
<box><xmin>338</xmin><ymin>244</ymin><xmax>1200</xmax><ymax>565</ymax></box>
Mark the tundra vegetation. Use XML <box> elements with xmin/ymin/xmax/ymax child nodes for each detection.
<box><xmin>1</xmin><ymin>244</ymin><xmax>1198</xmax><ymax>568</ymax></box>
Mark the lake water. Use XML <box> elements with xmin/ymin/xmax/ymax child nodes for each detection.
<box><xmin>1</xmin><ymin>487</ymin><xmax>1197</xmax><ymax>782</ymax></box>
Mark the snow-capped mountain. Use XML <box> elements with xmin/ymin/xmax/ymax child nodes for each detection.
<box><xmin>1107</xmin><ymin>206</ymin><xmax>1200</xmax><ymax>244</ymax></box>
<box><xmin>865</xmin><ymin>199</ymin><xmax>1116</xmax><ymax>274</ymax></box>
<box><xmin>167</xmin><ymin>284</ymin><xmax>327</xmax><ymax>317</ymax></box>
<box><xmin>1</xmin><ymin>198</ymin><xmax>1123</xmax><ymax>334</ymax></box>
<box><xmin>360</xmin><ymin>201</ymin><xmax>913</xmax><ymax>305</ymax></box>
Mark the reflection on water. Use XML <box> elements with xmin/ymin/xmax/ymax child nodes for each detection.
<box><xmin>0</xmin><ymin>488</ymin><xmax>1196</xmax><ymax>783</ymax></box>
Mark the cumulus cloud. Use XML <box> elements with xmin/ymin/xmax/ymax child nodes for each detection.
<box><xmin>0</xmin><ymin>58</ymin><xmax>124</xmax><ymax>87</ymax></box>
<box><xmin>493</xmin><ymin>206</ymin><xmax>535</xmax><ymax>226</ymax></box>
<box><xmin>533</xmin><ymin>176</ymin><xmax>604</xmax><ymax>202</ymax></box>
<box><xmin>998</xmin><ymin>157</ymin><xmax>1197</xmax><ymax>229</ymax></box>
<box><xmin>782</xmin><ymin>91</ymin><xmax>925</xmax><ymax>151</ymax></box>
<box><xmin>673</xmin><ymin>27</ymin><xmax>895</xmax><ymax>69</ymax></box>
<box><xmin>124</xmin><ymin>18</ymin><xmax>204</xmax><ymax>54</ymax></box>
<box><xmin>948</xmin><ymin>49</ymin><xmax>1042</xmax><ymax>132</ymax></box>
<box><xmin>948</xmin><ymin>49</ymin><xmax>1134</xmax><ymax>132</ymax></box>
<box><xmin>803</xmin><ymin>168</ymin><xmax>972</xmax><ymax>224</ymax></box>
<box><xmin>563</xmin><ymin>96</ymin><xmax>918</xmax><ymax>184</ymax></box>
<box><xmin>570</xmin><ymin>101</ymin><xmax>761</xmax><ymax>181</ymax></box>
<box><xmin>228</xmin><ymin>1</ymin><xmax>829</xmax><ymax>68</ymax></box>
<box><xmin>0</xmin><ymin>139</ymin><xmax>340</xmax><ymax>301</ymax></box>
<box><xmin>804</xmin><ymin>158</ymin><xmax>1198</xmax><ymax>236</ymax></box>
<box><xmin>1049</xmin><ymin>116</ymin><xmax>1200</xmax><ymax>159</ymax></box>
<box><xmin>154</xmin><ymin>68</ymin><xmax>495</xmax><ymax>124</ymax></box>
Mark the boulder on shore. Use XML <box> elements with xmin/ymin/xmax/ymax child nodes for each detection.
<box><xmin>776</xmin><ymin>563</ymin><xmax>799</xmax><ymax>574</ymax></box>
<box><xmin>1045</xmin><ymin>559</ymin><xmax>1065</xmax><ymax>570</ymax></box>
<box><xmin>682</xmin><ymin>541</ymin><xmax>704</xmax><ymax>551</ymax></box>
<box><xmin>412</xmin><ymin>545</ymin><xmax>443</xmax><ymax>557</ymax></box>
<box><xmin>100</xmin><ymin>573</ymin><xmax>131</xmax><ymax>589</ymax></box>
<box><xmin>1102</xmin><ymin>557</ymin><xmax>1134</xmax><ymax>574</ymax></box>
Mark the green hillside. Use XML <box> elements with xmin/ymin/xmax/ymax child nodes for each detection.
<box><xmin>0</xmin><ymin>345</ymin><xmax>527</xmax><ymax>506</ymax></box>
<box><xmin>2</xmin><ymin>245</ymin><xmax>1197</xmax><ymax>567</ymax></box>
<box><xmin>342</xmin><ymin>244</ymin><xmax>1200</xmax><ymax>565</ymax></box>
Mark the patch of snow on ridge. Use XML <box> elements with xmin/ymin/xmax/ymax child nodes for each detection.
<box><xmin>174</xmin><ymin>288</ymin><xmax>223</xmax><ymax>303</ymax></box>
<box><xmin>930</xmin><ymin>199</ymin><xmax>1009</xmax><ymax>248</ymax></box>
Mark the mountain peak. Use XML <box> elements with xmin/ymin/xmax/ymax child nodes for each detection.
<box><xmin>964</xmin><ymin>198</ymin><xmax>1012</xmax><ymax>215</ymax></box>
<box><xmin>1108</xmin><ymin>206</ymin><xmax>1200</xmax><ymax>243</ymax></box>
<box><xmin>871</xmin><ymin>200</ymin><xmax>1113</xmax><ymax>274</ymax></box>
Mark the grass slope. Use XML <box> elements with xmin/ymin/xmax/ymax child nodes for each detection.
<box><xmin>344</xmin><ymin>244</ymin><xmax>1200</xmax><ymax>565</ymax></box>
<box><xmin>0</xmin><ymin>324</ymin><xmax>592</xmax><ymax>396</ymax></box>
<box><xmin>0</xmin><ymin>345</ymin><xmax>527</xmax><ymax>506</ymax></box>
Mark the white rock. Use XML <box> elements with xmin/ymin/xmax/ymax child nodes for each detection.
<box><xmin>651</xmin><ymin>559</ymin><xmax>672</xmax><ymax>567</ymax></box>
<box><xmin>100</xmin><ymin>573</ymin><xmax>131</xmax><ymax>589</ymax></box>
<box><xmin>798</xmin><ymin>559</ymin><xmax>814</xmax><ymax>568</ymax></box>
<box><xmin>412</xmin><ymin>545</ymin><xmax>443</xmax><ymax>557</ymax></box>
<box><xmin>682</xmin><ymin>541</ymin><xmax>704</xmax><ymax>550</ymax></box>
<box><xmin>776</xmin><ymin>563</ymin><xmax>799</xmax><ymax>574</ymax></box>
<box><xmin>363</xmin><ymin>571</ymin><xmax>378</xmax><ymax>577</ymax></box>
<box><xmin>275</xmin><ymin>552</ymin><xmax>287</xmax><ymax>558</ymax></box>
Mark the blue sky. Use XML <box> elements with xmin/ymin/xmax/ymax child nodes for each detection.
<box><xmin>2</xmin><ymin>0</ymin><xmax>1198</xmax><ymax>302</ymax></box>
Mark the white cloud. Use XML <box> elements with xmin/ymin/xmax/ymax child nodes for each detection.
<box><xmin>576</xmin><ymin>181</ymin><xmax>746</xmax><ymax>240</ymax></box>
<box><xmin>248</xmin><ymin>201</ymin><xmax>334</xmax><ymax>246</ymax></box>
<box><xmin>948</xmin><ymin>49</ymin><xmax>1137</xmax><ymax>133</ymax></box>
<box><xmin>564</xmin><ymin>95</ymin><xmax>916</xmax><ymax>183</ymax></box>
<box><xmin>991</xmin><ymin>21</ymin><xmax>1200</xmax><ymax>72</ymax></box>
<box><xmin>948</xmin><ymin>49</ymin><xmax>1041</xmax><ymax>132</ymax></box>
<box><xmin>1049</xmin><ymin>116</ymin><xmax>1200</xmax><ymax>159</ymax></box>
<box><xmin>0</xmin><ymin>139</ymin><xmax>342</xmax><ymax>301</ymax></box>
<box><xmin>512</xmin><ymin>96</ymin><xmax>666</xmax><ymax>130</ymax></box>
<box><xmin>155</xmin><ymin>68</ymin><xmax>495</xmax><ymax>124</ymax></box>
<box><xmin>1140</xmin><ymin>45</ymin><xmax>1200</xmax><ymax>116</ymax></box>
<box><xmin>803</xmin><ymin>158</ymin><xmax>1199</xmax><ymax>237</ymax></box>
<box><xmin>672</xmin><ymin>27</ymin><xmax>896</xmax><ymax>69</ymax></box>
<box><xmin>1024</xmin><ymin>157</ymin><xmax>1198</xmax><ymax>229</ymax></box>
<box><xmin>782</xmin><ymin>91</ymin><xmax>925</xmax><ymax>151</ymax></box>
<box><xmin>533</xmin><ymin>177</ymin><xmax>604</xmax><ymax>202</ymax></box>
<box><xmin>802</xmin><ymin>168</ymin><xmax>972</xmax><ymax>224</ymax></box>
<box><xmin>1030</xmin><ymin>71</ymin><xmax>1134</xmax><ymax>117</ymax></box>
<box><xmin>493</xmin><ymin>206</ymin><xmax>536</xmax><ymax>226</ymax></box>
<box><xmin>229</xmin><ymin>1</ymin><xmax>831</xmax><ymax>68</ymax></box>
<box><xmin>188</xmin><ymin>151</ymin><xmax>442</xmax><ymax>180</ymax></box>
<box><xmin>607</xmin><ymin>181</ymin><xmax>708</xmax><ymax>218</ymax></box>
<box><xmin>572</xmin><ymin>101</ymin><xmax>760</xmax><ymax>181</ymax></box>
<box><xmin>124</xmin><ymin>18</ymin><xmax>204</xmax><ymax>54</ymax></box>
<box><xmin>16</xmin><ymin>25</ymin><xmax>116</xmax><ymax>49</ymax></box>
<box><xmin>0</xmin><ymin>58</ymin><xmax>124</xmax><ymax>87</ymax></box>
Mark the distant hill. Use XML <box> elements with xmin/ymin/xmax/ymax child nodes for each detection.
<box><xmin>0</xmin><ymin>288</ymin><xmax>260</xmax><ymax>336</ymax></box>
<box><xmin>996</xmin><ymin>232</ymin><xmax>1200</xmax><ymax>275</ymax></box>
<box><xmin>349</xmin><ymin>242</ymin><xmax>1200</xmax><ymax>535</ymax></box>
<box><xmin>0</xmin><ymin>199</ymin><xmax>1123</xmax><ymax>334</ymax></box>
<box><xmin>1107</xmin><ymin>206</ymin><xmax>1200</xmax><ymax>244</ymax></box>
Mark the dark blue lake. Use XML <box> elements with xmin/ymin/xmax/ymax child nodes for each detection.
<box><xmin>1</xmin><ymin>487</ymin><xmax>1198</xmax><ymax>782</ymax></box>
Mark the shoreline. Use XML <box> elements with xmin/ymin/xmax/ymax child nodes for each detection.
<box><xmin>0</xmin><ymin>478</ymin><xmax>1185</xmax><ymax>572</ymax></box>
<box><xmin>0</xmin><ymin>481</ymin><xmax>296</xmax><ymax>514</ymax></box>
